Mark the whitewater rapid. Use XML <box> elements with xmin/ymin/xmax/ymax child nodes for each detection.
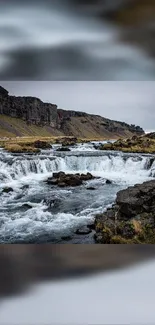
<box><xmin>1</xmin><ymin>0</ymin><xmax>155</xmax><ymax>80</ymax></box>
<box><xmin>0</xmin><ymin>142</ymin><xmax>155</xmax><ymax>243</ymax></box>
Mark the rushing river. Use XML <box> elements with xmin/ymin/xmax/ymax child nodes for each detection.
<box><xmin>1</xmin><ymin>0</ymin><xmax>155</xmax><ymax>80</ymax></box>
<box><xmin>0</xmin><ymin>141</ymin><xmax>155</xmax><ymax>244</ymax></box>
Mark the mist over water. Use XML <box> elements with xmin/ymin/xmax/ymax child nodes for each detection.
<box><xmin>1</xmin><ymin>0</ymin><xmax>155</xmax><ymax>80</ymax></box>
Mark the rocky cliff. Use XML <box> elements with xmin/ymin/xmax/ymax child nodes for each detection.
<box><xmin>0</xmin><ymin>85</ymin><xmax>144</xmax><ymax>138</ymax></box>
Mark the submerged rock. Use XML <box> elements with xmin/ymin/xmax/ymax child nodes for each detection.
<box><xmin>21</xmin><ymin>204</ymin><xmax>33</xmax><ymax>210</ymax></box>
<box><xmin>56</xmin><ymin>147</ymin><xmax>71</xmax><ymax>152</ymax></box>
<box><xmin>94</xmin><ymin>180</ymin><xmax>155</xmax><ymax>244</ymax></box>
<box><xmin>106</xmin><ymin>179</ymin><xmax>112</xmax><ymax>184</ymax></box>
<box><xmin>86</xmin><ymin>187</ymin><xmax>96</xmax><ymax>190</ymax></box>
<box><xmin>75</xmin><ymin>227</ymin><xmax>92</xmax><ymax>235</ymax></box>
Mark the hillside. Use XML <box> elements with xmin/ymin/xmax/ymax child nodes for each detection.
<box><xmin>0</xmin><ymin>85</ymin><xmax>144</xmax><ymax>139</ymax></box>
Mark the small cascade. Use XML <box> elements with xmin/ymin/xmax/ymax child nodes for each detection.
<box><xmin>0</xmin><ymin>150</ymin><xmax>154</xmax><ymax>184</ymax></box>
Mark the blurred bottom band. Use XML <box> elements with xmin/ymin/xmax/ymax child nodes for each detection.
<box><xmin>0</xmin><ymin>244</ymin><xmax>155</xmax><ymax>298</ymax></box>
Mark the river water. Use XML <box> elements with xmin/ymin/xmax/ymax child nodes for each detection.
<box><xmin>0</xmin><ymin>141</ymin><xmax>155</xmax><ymax>244</ymax></box>
<box><xmin>1</xmin><ymin>0</ymin><xmax>155</xmax><ymax>80</ymax></box>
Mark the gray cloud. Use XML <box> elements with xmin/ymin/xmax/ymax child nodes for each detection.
<box><xmin>1</xmin><ymin>81</ymin><xmax>155</xmax><ymax>131</ymax></box>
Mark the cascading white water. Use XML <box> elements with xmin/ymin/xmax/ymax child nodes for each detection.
<box><xmin>0</xmin><ymin>151</ymin><xmax>154</xmax><ymax>185</ymax></box>
<box><xmin>0</xmin><ymin>145</ymin><xmax>154</xmax><ymax>244</ymax></box>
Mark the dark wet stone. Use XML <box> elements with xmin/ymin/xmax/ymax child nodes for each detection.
<box><xmin>2</xmin><ymin>187</ymin><xmax>14</xmax><ymax>193</ymax></box>
<box><xmin>75</xmin><ymin>227</ymin><xmax>92</xmax><ymax>235</ymax></box>
<box><xmin>56</xmin><ymin>147</ymin><xmax>71</xmax><ymax>152</ymax></box>
<box><xmin>21</xmin><ymin>204</ymin><xmax>32</xmax><ymax>210</ymax></box>
<box><xmin>46</xmin><ymin>172</ymin><xmax>95</xmax><ymax>187</ymax></box>
<box><xmin>106</xmin><ymin>179</ymin><xmax>112</xmax><ymax>184</ymax></box>
<box><xmin>86</xmin><ymin>187</ymin><xmax>96</xmax><ymax>190</ymax></box>
<box><xmin>61</xmin><ymin>236</ymin><xmax>72</xmax><ymax>241</ymax></box>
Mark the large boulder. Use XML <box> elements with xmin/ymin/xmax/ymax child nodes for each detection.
<box><xmin>46</xmin><ymin>172</ymin><xmax>95</xmax><ymax>187</ymax></box>
<box><xmin>116</xmin><ymin>180</ymin><xmax>155</xmax><ymax>219</ymax></box>
<box><xmin>94</xmin><ymin>180</ymin><xmax>155</xmax><ymax>244</ymax></box>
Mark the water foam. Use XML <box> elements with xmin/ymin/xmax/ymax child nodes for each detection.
<box><xmin>0</xmin><ymin>151</ymin><xmax>154</xmax><ymax>186</ymax></box>
<box><xmin>0</xmin><ymin>147</ymin><xmax>154</xmax><ymax>243</ymax></box>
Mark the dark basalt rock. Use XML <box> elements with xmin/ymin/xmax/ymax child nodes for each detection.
<box><xmin>86</xmin><ymin>187</ymin><xmax>96</xmax><ymax>190</ymax></box>
<box><xmin>106</xmin><ymin>179</ymin><xmax>112</xmax><ymax>184</ymax></box>
<box><xmin>0</xmin><ymin>85</ymin><xmax>144</xmax><ymax>138</ymax></box>
<box><xmin>21</xmin><ymin>204</ymin><xmax>33</xmax><ymax>210</ymax></box>
<box><xmin>46</xmin><ymin>172</ymin><xmax>95</xmax><ymax>187</ymax></box>
<box><xmin>0</xmin><ymin>88</ymin><xmax>58</xmax><ymax>127</ymax></box>
<box><xmin>0</xmin><ymin>86</ymin><xmax>9</xmax><ymax>97</ymax></box>
<box><xmin>2</xmin><ymin>187</ymin><xmax>14</xmax><ymax>193</ymax></box>
<box><xmin>56</xmin><ymin>147</ymin><xmax>71</xmax><ymax>152</ymax></box>
<box><xmin>94</xmin><ymin>180</ymin><xmax>155</xmax><ymax>244</ymax></box>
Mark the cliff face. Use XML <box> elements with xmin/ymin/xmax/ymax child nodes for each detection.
<box><xmin>0</xmin><ymin>86</ymin><xmax>58</xmax><ymax>127</ymax></box>
<box><xmin>0</xmin><ymin>85</ymin><xmax>144</xmax><ymax>138</ymax></box>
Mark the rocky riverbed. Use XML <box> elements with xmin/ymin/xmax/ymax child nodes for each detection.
<box><xmin>0</xmin><ymin>139</ymin><xmax>155</xmax><ymax>243</ymax></box>
<box><xmin>100</xmin><ymin>132</ymin><xmax>155</xmax><ymax>154</ymax></box>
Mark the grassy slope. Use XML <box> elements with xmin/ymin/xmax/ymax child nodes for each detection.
<box><xmin>0</xmin><ymin>115</ymin><xmax>64</xmax><ymax>138</ymax></box>
<box><xmin>101</xmin><ymin>133</ymin><xmax>155</xmax><ymax>154</ymax></box>
<box><xmin>61</xmin><ymin>115</ymin><xmax>136</xmax><ymax>139</ymax></box>
<box><xmin>0</xmin><ymin>114</ymin><xmax>140</xmax><ymax>140</ymax></box>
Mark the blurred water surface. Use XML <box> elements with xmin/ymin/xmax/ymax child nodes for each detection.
<box><xmin>1</xmin><ymin>0</ymin><xmax>155</xmax><ymax>80</ymax></box>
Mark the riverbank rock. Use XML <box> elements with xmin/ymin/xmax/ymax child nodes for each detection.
<box><xmin>33</xmin><ymin>140</ymin><xmax>52</xmax><ymax>149</ymax></box>
<box><xmin>56</xmin><ymin>137</ymin><xmax>77</xmax><ymax>146</ymax></box>
<box><xmin>46</xmin><ymin>172</ymin><xmax>94</xmax><ymax>187</ymax></box>
<box><xmin>4</xmin><ymin>144</ymin><xmax>40</xmax><ymax>154</ymax></box>
<box><xmin>94</xmin><ymin>180</ymin><xmax>155</xmax><ymax>244</ymax></box>
<box><xmin>100</xmin><ymin>133</ymin><xmax>155</xmax><ymax>154</ymax></box>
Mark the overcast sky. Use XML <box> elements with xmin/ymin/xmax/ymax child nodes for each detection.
<box><xmin>1</xmin><ymin>81</ymin><xmax>155</xmax><ymax>131</ymax></box>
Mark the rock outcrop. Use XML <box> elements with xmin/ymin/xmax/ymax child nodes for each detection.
<box><xmin>0</xmin><ymin>85</ymin><xmax>144</xmax><ymax>138</ymax></box>
<box><xmin>94</xmin><ymin>180</ymin><xmax>155</xmax><ymax>244</ymax></box>
<box><xmin>0</xmin><ymin>86</ymin><xmax>58</xmax><ymax>127</ymax></box>
<box><xmin>100</xmin><ymin>133</ymin><xmax>155</xmax><ymax>153</ymax></box>
<box><xmin>46</xmin><ymin>172</ymin><xmax>94</xmax><ymax>187</ymax></box>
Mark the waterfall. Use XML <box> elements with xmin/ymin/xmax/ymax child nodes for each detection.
<box><xmin>0</xmin><ymin>150</ymin><xmax>154</xmax><ymax>185</ymax></box>
<box><xmin>0</xmin><ymin>146</ymin><xmax>154</xmax><ymax>244</ymax></box>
